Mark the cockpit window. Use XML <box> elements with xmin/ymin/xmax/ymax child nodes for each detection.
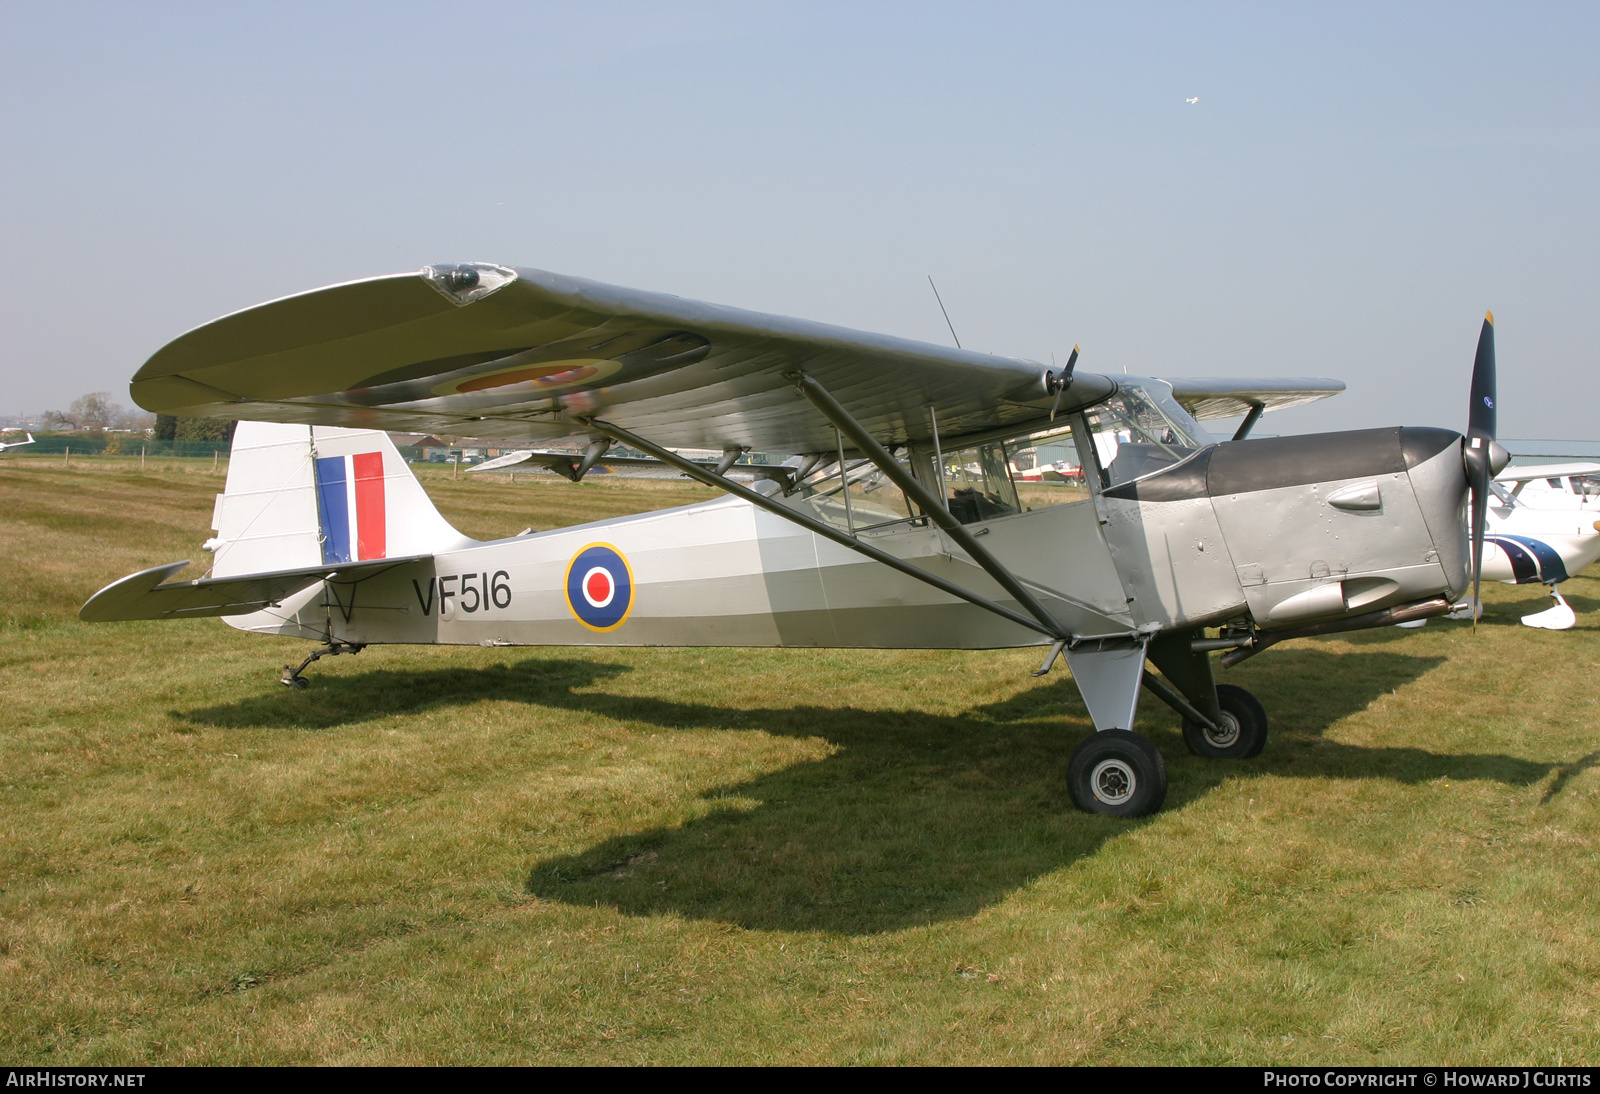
<box><xmin>1082</xmin><ymin>382</ymin><xmax>1208</xmax><ymax>489</ymax></box>
<box><xmin>1004</xmin><ymin>422</ymin><xmax>1091</xmax><ymax>510</ymax></box>
<box><xmin>940</xmin><ymin>442</ymin><xmax>1021</xmax><ymax>524</ymax></box>
<box><xmin>791</xmin><ymin>453</ymin><xmax>916</xmax><ymax>532</ymax></box>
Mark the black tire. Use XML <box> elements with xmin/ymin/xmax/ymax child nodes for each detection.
<box><xmin>1067</xmin><ymin>730</ymin><xmax>1168</xmax><ymax>817</ymax></box>
<box><xmin>1182</xmin><ymin>683</ymin><xmax>1268</xmax><ymax>759</ymax></box>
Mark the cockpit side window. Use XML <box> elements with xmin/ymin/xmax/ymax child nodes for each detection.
<box><xmin>790</xmin><ymin>451</ymin><xmax>916</xmax><ymax>532</ymax></box>
<box><xmin>940</xmin><ymin>442</ymin><xmax>1021</xmax><ymax>524</ymax></box>
<box><xmin>1003</xmin><ymin>422</ymin><xmax>1091</xmax><ymax>510</ymax></box>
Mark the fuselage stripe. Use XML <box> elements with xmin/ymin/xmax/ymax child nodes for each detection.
<box><xmin>1489</xmin><ymin>533</ymin><xmax>1569</xmax><ymax>584</ymax></box>
<box><xmin>353</xmin><ymin>451</ymin><xmax>386</xmax><ymax>560</ymax></box>
<box><xmin>315</xmin><ymin>455</ymin><xmax>352</xmax><ymax>564</ymax></box>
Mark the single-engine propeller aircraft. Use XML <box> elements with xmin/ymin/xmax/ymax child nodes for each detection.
<box><xmin>82</xmin><ymin>263</ymin><xmax>1513</xmax><ymax>817</ymax></box>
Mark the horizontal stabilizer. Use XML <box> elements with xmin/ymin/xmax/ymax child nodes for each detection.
<box><xmin>79</xmin><ymin>555</ymin><xmax>429</xmax><ymax>622</ymax></box>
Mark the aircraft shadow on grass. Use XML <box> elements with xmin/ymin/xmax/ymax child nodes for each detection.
<box><xmin>182</xmin><ymin>648</ymin><xmax>1559</xmax><ymax>935</ymax></box>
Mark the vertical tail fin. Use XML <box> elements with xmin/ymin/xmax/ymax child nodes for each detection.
<box><xmin>210</xmin><ymin>422</ymin><xmax>471</xmax><ymax>579</ymax></box>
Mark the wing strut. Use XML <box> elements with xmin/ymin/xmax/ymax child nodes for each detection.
<box><xmin>1231</xmin><ymin>402</ymin><xmax>1266</xmax><ymax>441</ymax></box>
<box><xmin>579</xmin><ymin>418</ymin><xmax>1063</xmax><ymax>641</ymax></box>
<box><xmin>789</xmin><ymin>372</ymin><xmax>1072</xmax><ymax>641</ymax></box>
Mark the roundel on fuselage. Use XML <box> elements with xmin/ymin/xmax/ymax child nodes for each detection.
<box><xmin>564</xmin><ymin>543</ymin><xmax>634</xmax><ymax>631</ymax></box>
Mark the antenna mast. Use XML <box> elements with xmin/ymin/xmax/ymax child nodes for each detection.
<box><xmin>927</xmin><ymin>276</ymin><xmax>961</xmax><ymax>349</ymax></box>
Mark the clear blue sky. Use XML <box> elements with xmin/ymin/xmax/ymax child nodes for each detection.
<box><xmin>3</xmin><ymin>1</ymin><xmax>1596</xmax><ymax>437</ymax></box>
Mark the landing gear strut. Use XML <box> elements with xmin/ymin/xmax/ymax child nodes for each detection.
<box><xmin>1145</xmin><ymin>631</ymin><xmax>1270</xmax><ymax>760</ymax></box>
<box><xmin>281</xmin><ymin>640</ymin><xmax>365</xmax><ymax>689</ymax></box>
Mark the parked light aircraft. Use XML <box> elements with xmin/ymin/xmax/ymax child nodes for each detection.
<box><xmin>82</xmin><ymin>263</ymin><xmax>1513</xmax><ymax>817</ymax></box>
<box><xmin>1472</xmin><ymin>463</ymin><xmax>1600</xmax><ymax>630</ymax></box>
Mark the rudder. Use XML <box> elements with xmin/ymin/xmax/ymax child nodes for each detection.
<box><xmin>210</xmin><ymin>422</ymin><xmax>472</xmax><ymax>579</ymax></box>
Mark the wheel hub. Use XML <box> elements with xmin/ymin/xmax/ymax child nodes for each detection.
<box><xmin>1089</xmin><ymin>758</ymin><xmax>1137</xmax><ymax>805</ymax></box>
<box><xmin>1204</xmin><ymin>711</ymin><xmax>1241</xmax><ymax>749</ymax></box>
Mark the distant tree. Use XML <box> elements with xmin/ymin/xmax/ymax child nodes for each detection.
<box><xmin>40</xmin><ymin>410</ymin><xmax>76</xmax><ymax>430</ymax></box>
<box><xmin>173</xmin><ymin>417</ymin><xmax>237</xmax><ymax>443</ymax></box>
<box><xmin>68</xmin><ymin>393</ymin><xmax>116</xmax><ymax>431</ymax></box>
<box><xmin>154</xmin><ymin>414</ymin><xmax>178</xmax><ymax>441</ymax></box>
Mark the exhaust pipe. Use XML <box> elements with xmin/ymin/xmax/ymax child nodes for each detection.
<box><xmin>1219</xmin><ymin>596</ymin><xmax>1453</xmax><ymax>668</ymax></box>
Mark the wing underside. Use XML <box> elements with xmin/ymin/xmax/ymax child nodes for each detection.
<box><xmin>132</xmin><ymin>263</ymin><xmax>1342</xmax><ymax>453</ymax></box>
<box><xmin>1166</xmin><ymin>377</ymin><xmax>1347</xmax><ymax>422</ymax></box>
<box><xmin>132</xmin><ymin>264</ymin><xmax>1096</xmax><ymax>454</ymax></box>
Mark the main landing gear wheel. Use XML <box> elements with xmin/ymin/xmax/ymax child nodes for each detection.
<box><xmin>1067</xmin><ymin>730</ymin><xmax>1168</xmax><ymax>817</ymax></box>
<box><xmin>1182</xmin><ymin>683</ymin><xmax>1268</xmax><ymax>759</ymax></box>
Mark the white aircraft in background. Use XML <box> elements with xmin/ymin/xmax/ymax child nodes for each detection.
<box><xmin>0</xmin><ymin>431</ymin><xmax>35</xmax><ymax>451</ymax></box>
<box><xmin>1496</xmin><ymin>462</ymin><xmax>1600</xmax><ymax>511</ymax></box>
<box><xmin>1472</xmin><ymin>463</ymin><xmax>1600</xmax><ymax>629</ymax></box>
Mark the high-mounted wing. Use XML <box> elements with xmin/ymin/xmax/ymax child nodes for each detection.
<box><xmin>1494</xmin><ymin>462</ymin><xmax>1600</xmax><ymax>483</ymax></box>
<box><xmin>132</xmin><ymin>264</ymin><xmax>1112</xmax><ymax>455</ymax></box>
<box><xmin>1165</xmin><ymin>377</ymin><xmax>1346</xmax><ymax>422</ymax></box>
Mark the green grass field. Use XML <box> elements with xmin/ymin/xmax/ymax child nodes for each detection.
<box><xmin>3</xmin><ymin>454</ymin><xmax>1598</xmax><ymax>1064</ymax></box>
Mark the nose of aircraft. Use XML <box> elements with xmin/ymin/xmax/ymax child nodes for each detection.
<box><xmin>1110</xmin><ymin>422</ymin><xmax>1471</xmax><ymax>624</ymax></box>
<box><xmin>1402</xmin><ymin>426</ymin><xmax>1471</xmax><ymax>598</ymax></box>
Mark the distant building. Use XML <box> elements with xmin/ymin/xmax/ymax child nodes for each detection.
<box><xmin>387</xmin><ymin>433</ymin><xmax>450</xmax><ymax>449</ymax></box>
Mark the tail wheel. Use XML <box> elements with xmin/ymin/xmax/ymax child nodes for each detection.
<box><xmin>1067</xmin><ymin>730</ymin><xmax>1168</xmax><ymax>817</ymax></box>
<box><xmin>1182</xmin><ymin>683</ymin><xmax>1268</xmax><ymax>759</ymax></box>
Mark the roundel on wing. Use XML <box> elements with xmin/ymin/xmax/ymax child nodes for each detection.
<box><xmin>564</xmin><ymin>543</ymin><xmax>634</xmax><ymax>631</ymax></box>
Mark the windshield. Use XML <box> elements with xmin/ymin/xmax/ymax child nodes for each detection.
<box><xmin>1082</xmin><ymin>381</ymin><xmax>1209</xmax><ymax>489</ymax></box>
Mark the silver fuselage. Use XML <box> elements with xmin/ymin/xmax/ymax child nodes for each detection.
<box><xmin>231</xmin><ymin>423</ymin><xmax>1470</xmax><ymax>651</ymax></box>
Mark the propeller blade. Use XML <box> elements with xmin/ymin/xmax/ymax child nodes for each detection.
<box><xmin>1463</xmin><ymin>312</ymin><xmax>1496</xmax><ymax>626</ymax></box>
<box><xmin>1468</xmin><ymin>311</ymin><xmax>1496</xmax><ymax>444</ymax></box>
<box><xmin>1049</xmin><ymin>345</ymin><xmax>1080</xmax><ymax>421</ymax></box>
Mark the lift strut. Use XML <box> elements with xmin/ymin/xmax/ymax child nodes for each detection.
<box><xmin>789</xmin><ymin>372</ymin><xmax>1070</xmax><ymax>641</ymax></box>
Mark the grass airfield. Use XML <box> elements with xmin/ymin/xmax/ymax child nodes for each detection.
<box><xmin>2</xmin><ymin>455</ymin><xmax>1598</xmax><ymax>1065</ymax></box>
